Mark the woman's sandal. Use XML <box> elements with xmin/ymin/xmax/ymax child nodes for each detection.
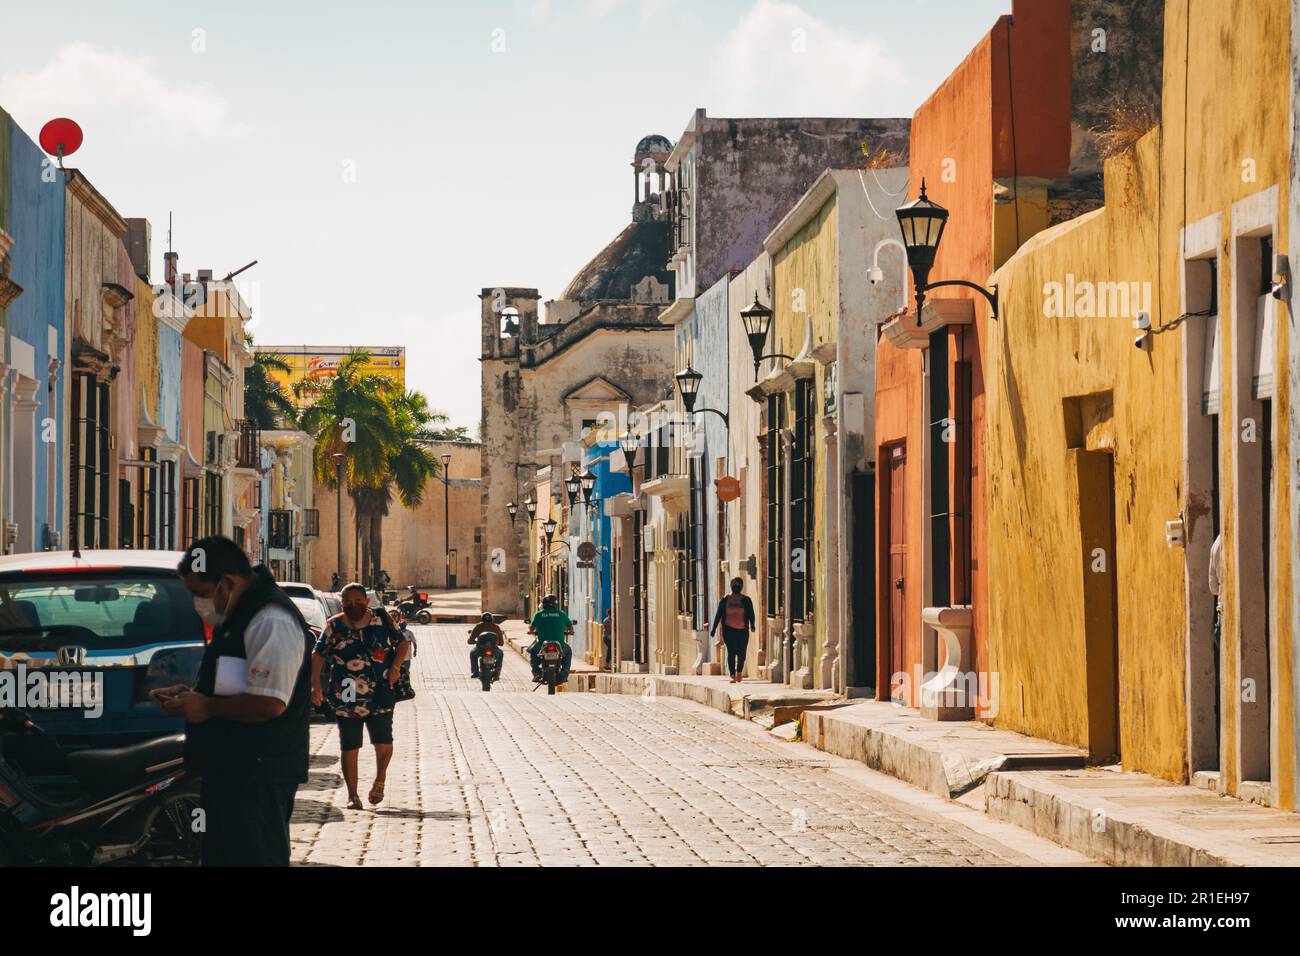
<box><xmin>368</xmin><ymin>781</ymin><xmax>385</xmax><ymax>806</ymax></box>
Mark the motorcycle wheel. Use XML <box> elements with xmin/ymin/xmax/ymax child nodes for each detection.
<box><xmin>416</xmin><ymin>609</ymin><xmax>433</xmax><ymax>625</ymax></box>
<box><xmin>480</xmin><ymin>672</ymin><xmax>492</xmax><ymax>692</ymax></box>
<box><xmin>547</xmin><ymin>673</ymin><xmax>557</xmax><ymax>696</ymax></box>
<box><xmin>138</xmin><ymin>787</ymin><xmax>203</xmax><ymax>866</ymax></box>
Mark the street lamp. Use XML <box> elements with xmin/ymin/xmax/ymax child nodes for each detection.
<box><xmin>565</xmin><ymin>473</ymin><xmax>581</xmax><ymax>507</ymax></box>
<box><xmin>895</xmin><ymin>178</ymin><xmax>998</xmax><ymax>325</ymax></box>
<box><xmin>739</xmin><ymin>293</ymin><xmax>795</xmax><ymax>379</ymax></box>
<box><xmin>620</xmin><ymin>431</ymin><xmax>641</xmax><ymax>456</ymax></box>
<box><xmin>673</xmin><ymin>365</ymin><xmax>729</xmax><ymax>428</ymax></box>
<box><xmin>543</xmin><ymin>517</ymin><xmax>557</xmax><ymax>542</ymax></box>
<box><xmin>579</xmin><ymin>469</ymin><xmax>596</xmax><ymax>504</ymax></box>
<box><xmin>440</xmin><ymin>453</ymin><xmax>452</xmax><ymax>587</ymax></box>
<box><xmin>506</xmin><ymin>500</ymin><xmax>518</xmax><ymax>524</ymax></box>
<box><xmin>524</xmin><ymin>496</ymin><xmax>537</xmax><ymax>521</ymax></box>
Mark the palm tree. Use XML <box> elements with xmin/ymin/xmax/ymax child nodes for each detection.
<box><xmin>353</xmin><ymin>390</ymin><xmax>444</xmax><ymax>585</ymax></box>
<box><xmin>244</xmin><ymin>349</ymin><xmax>297</xmax><ymax>430</ymax></box>
<box><xmin>294</xmin><ymin>349</ymin><xmax>443</xmax><ymax>585</ymax></box>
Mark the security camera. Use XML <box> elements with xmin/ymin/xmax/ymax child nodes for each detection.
<box><xmin>867</xmin><ymin>266</ymin><xmax>883</xmax><ymax>285</ymax></box>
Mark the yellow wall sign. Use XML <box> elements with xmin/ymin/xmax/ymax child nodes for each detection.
<box><xmin>256</xmin><ymin>345</ymin><xmax>406</xmax><ymax>400</ymax></box>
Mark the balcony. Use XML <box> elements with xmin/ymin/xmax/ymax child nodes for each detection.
<box><xmin>236</xmin><ymin>419</ymin><xmax>261</xmax><ymax>470</ymax></box>
<box><xmin>268</xmin><ymin>509</ymin><xmax>292</xmax><ymax>550</ymax></box>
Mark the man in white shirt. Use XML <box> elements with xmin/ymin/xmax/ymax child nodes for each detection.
<box><xmin>154</xmin><ymin>537</ymin><xmax>313</xmax><ymax>866</ymax></box>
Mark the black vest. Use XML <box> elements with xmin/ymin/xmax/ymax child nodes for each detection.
<box><xmin>186</xmin><ymin>567</ymin><xmax>313</xmax><ymax>783</ymax></box>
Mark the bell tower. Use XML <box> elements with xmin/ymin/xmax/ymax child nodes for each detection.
<box><xmin>480</xmin><ymin>287</ymin><xmax>540</xmax><ymax>615</ymax></box>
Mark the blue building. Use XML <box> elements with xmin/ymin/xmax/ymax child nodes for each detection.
<box><xmin>0</xmin><ymin>110</ymin><xmax>67</xmax><ymax>553</ymax></box>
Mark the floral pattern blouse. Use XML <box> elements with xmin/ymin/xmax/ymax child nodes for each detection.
<box><xmin>314</xmin><ymin>613</ymin><xmax>401</xmax><ymax>718</ymax></box>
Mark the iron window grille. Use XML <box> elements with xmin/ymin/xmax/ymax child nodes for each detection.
<box><xmin>765</xmin><ymin>393</ymin><xmax>786</xmax><ymax>614</ymax></box>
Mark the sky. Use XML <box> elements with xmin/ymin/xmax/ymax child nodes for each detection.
<box><xmin>0</xmin><ymin>0</ymin><xmax>1012</xmax><ymax>433</ymax></box>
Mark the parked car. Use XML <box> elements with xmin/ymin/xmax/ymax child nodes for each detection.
<box><xmin>0</xmin><ymin>550</ymin><xmax>205</xmax><ymax>775</ymax></box>
<box><xmin>318</xmin><ymin>591</ymin><xmax>342</xmax><ymax>619</ymax></box>
<box><xmin>278</xmin><ymin>582</ymin><xmax>333</xmax><ymax>633</ymax></box>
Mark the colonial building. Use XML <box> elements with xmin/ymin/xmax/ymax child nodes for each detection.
<box><xmin>988</xmin><ymin>0</ymin><xmax>1296</xmax><ymax>807</ymax></box>
<box><xmin>0</xmin><ymin>109</ymin><xmax>66</xmax><ymax>555</ymax></box>
<box><xmin>874</xmin><ymin>0</ymin><xmax>1163</xmax><ymax>722</ymax></box>
<box><xmin>480</xmin><ymin>136</ymin><xmax>678</xmax><ymax>617</ymax></box>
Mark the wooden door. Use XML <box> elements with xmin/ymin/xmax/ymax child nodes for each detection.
<box><xmin>887</xmin><ymin>445</ymin><xmax>907</xmax><ymax>699</ymax></box>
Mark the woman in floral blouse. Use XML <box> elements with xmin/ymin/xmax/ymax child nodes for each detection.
<box><xmin>310</xmin><ymin>583</ymin><xmax>411</xmax><ymax>810</ymax></box>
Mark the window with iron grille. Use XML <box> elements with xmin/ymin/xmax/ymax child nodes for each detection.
<box><xmin>790</xmin><ymin>378</ymin><xmax>814</xmax><ymax>623</ymax></box>
<box><xmin>136</xmin><ymin>448</ymin><xmax>158</xmax><ymax>549</ymax></box>
<box><xmin>303</xmin><ymin>508</ymin><xmax>320</xmax><ymax>538</ymax></box>
<box><xmin>687</xmin><ymin>455</ymin><xmax>702</xmax><ymax>630</ymax></box>
<box><xmin>204</xmin><ymin>473</ymin><xmax>223</xmax><ymax>537</ymax></box>
<box><xmin>70</xmin><ymin>373</ymin><xmax>111</xmax><ymax>549</ymax></box>
<box><xmin>118</xmin><ymin>479</ymin><xmax>135</xmax><ymax>549</ymax></box>
<box><xmin>269</xmin><ymin>510</ymin><xmax>292</xmax><ymax>550</ymax></box>
<box><xmin>183</xmin><ymin>476</ymin><xmax>201</xmax><ymax>547</ymax></box>
<box><xmin>765</xmin><ymin>393</ymin><xmax>785</xmax><ymax>614</ymax></box>
<box><xmin>159</xmin><ymin>459</ymin><xmax>177</xmax><ymax>550</ymax></box>
<box><xmin>237</xmin><ymin>419</ymin><xmax>260</xmax><ymax>469</ymax></box>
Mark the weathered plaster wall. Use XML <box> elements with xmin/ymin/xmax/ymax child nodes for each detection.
<box><xmin>311</xmin><ymin>441</ymin><xmax>482</xmax><ymax>591</ymax></box>
<box><xmin>679</xmin><ymin>273</ymin><xmax>731</xmax><ymax>647</ymax></box>
<box><xmin>987</xmin><ymin>0</ymin><xmax>1294</xmax><ymax>794</ymax></box>
<box><xmin>726</xmin><ymin>256</ymin><xmax>771</xmax><ymax>677</ymax></box>
<box><xmin>773</xmin><ymin>196</ymin><xmax>837</xmax><ymax>685</ymax></box>
<box><xmin>693</xmin><ymin>113</ymin><xmax>910</xmax><ymax>293</ymax></box>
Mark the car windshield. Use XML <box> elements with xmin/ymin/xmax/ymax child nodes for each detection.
<box><xmin>280</xmin><ymin>584</ymin><xmax>315</xmax><ymax>600</ymax></box>
<box><xmin>0</xmin><ymin>571</ymin><xmax>204</xmax><ymax>651</ymax></box>
<box><xmin>291</xmin><ymin>596</ymin><xmax>326</xmax><ymax>630</ymax></box>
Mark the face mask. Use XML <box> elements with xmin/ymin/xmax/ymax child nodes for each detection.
<box><xmin>344</xmin><ymin>604</ymin><xmax>368</xmax><ymax>623</ymax></box>
<box><xmin>195</xmin><ymin>596</ymin><xmax>225</xmax><ymax>627</ymax></box>
<box><xmin>195</xmin><ymin>577</ymin><xmax>232</xmax><ymax>627</ymax></box>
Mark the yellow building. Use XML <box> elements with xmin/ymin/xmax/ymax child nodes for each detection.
<box><xmin>757</xmin><ymin>168</ymin><xmax>909</xmax><ymax>691</ymax></box>
<box><xmin>986</xmin><ymin>0</ymin><xmax>1294</xmax><ymax>807</ymax></box>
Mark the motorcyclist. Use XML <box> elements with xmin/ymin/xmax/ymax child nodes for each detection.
<box><xmin>468</xmin><ymin>612</ymin><xmax>504</xmax><ymax>679</ymax></box>
<box><xmin>528</xmin><ymin>594</ymin><xmax>573</xmax><ymax>682</ymax></box>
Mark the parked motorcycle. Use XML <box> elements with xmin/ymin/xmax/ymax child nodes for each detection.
<box><xmin>475</xmin><ymin>634</ymin><xmax>502</xmax><ymax>693</ymax></box>
<box><xmin>0</xmin><ymin>709</ymin><xmax>201</xmax><ymax>866</ymax></box>
<box><xmin>538</xmin><ymin>642</ymin><xmax>565</xmax><ymax>696</ymax></box>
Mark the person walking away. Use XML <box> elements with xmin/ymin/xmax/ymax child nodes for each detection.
<box><xmin>528</xmin><ymin>595</ymin><xmax>573</xmax><ymax>681</ymax></box>
<box><xmin>468</xmin><ymin>612</ymin><xmax>505</xmax><ymax>678</ymax></box>
<box><xmin>710</xmin><ymin>577</ymin><xmax>756</xmax><ymax>683</ymax></box>
<box><xmin>310</xmin><ymin>583</ymin><xmax>412</xmax><ymax>810</ymax></box>
<box><xmin>157</xmin><ymin>536</ymin><xmax>314</xmax><ymax>866</ymax></box>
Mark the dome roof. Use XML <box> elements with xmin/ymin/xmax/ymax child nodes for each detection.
<box><xmin>560</xmin><ymin>219</ymin><xmax>674</xmax><ymax>303</ymax></box>
<box><xmin>635</xmin><ymin>134</ymin><xmax>672</xmax><ymax>156</ymax></box>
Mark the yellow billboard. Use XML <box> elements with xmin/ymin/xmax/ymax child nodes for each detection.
<box><xmin>256</xmin><ymin>345</ymin><xmax>406</xmax><ymax>401</ymax></box>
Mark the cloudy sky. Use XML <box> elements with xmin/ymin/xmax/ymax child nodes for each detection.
<box><xmin>0</xmin><ymin>0</ymin><xmax>1010</xmax><ymax>431</ymax></box>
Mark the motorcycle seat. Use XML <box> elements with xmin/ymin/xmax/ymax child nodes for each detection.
<box><xmin>65</xmin><ymin>734</ymin><xmax>186</xmax><ymax>795</ymax></box>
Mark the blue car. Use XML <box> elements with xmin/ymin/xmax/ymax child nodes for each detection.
<box><xmin>0</xmin><ymin>550</ymin><xmax>206</xmax><ymax>776</ymax></box>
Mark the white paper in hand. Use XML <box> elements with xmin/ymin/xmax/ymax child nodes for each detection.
<box><xmin>213</xmin><ymin>656</ymin><xmax>248</xmax><ymax>696</ymax></box>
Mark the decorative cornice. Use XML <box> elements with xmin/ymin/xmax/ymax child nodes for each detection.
<box><xmin>64</xmin><ymin>170</ymin><xmax>129</xmax><ymax>237</ymax></box>
<box><xmin>658</xmin><ymin>296</ymin><xmax>695</xmax><ymax>326</ymax></box>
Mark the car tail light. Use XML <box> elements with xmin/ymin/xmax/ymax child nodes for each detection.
<box><xmin>202</xmin><ymin>619</ymin><xmax>214</xmax><ymax>643</ymax></box>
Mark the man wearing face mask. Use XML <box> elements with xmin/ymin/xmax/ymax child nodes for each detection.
<box><xmin>152</xmin><ymin>536</ymin><xmax>313</xmax><ymax>866</ymax></box>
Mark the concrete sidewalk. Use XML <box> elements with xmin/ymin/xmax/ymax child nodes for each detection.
<box><xmin>807</xmin><ymin>700</ymin><xmax>1300</xmax><ymax>866</ymax></box>
<box><xmin>497</xmin><ymin>627</ymin><xmax>1300</xmax><ymax>866</ymax></box>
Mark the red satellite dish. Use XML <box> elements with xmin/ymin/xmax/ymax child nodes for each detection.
<box><xmin>39</xmin><ymin>118</ymin><xmax>84</xmax><ymax>164</ymax></box>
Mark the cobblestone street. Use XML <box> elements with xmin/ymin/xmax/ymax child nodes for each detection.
<box><xmin>290</xmin><ymin>622</ymin><xmax>1088</xmax><ymax>866</ymax></box>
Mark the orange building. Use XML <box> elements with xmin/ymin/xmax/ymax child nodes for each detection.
<box><xmin>872</xmin><ymin>0</ymin><xmax>1163</xmax><ymax>715</ymax></box>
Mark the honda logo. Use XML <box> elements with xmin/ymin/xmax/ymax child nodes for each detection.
<box><xmin>57</xmin><ymin>646</ymin><xmax>86</xmax><ymax>666</ymax></box>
